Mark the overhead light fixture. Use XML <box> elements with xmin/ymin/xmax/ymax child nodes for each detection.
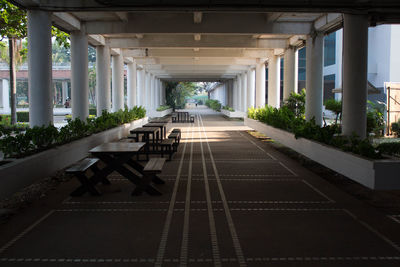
<box><xmin>193</xmin><ymin>48</ymin><xmax>200</xmax><ymax>52</ymax></box>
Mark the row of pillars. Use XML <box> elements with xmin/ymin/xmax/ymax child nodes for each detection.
<box><xmin>222</xmin><ymin>14</ymin><xmax>368</xmax><ymax>138</ymax></box>
<box><xmin>27</xmin><ymin>10</ymin><xmax>164</xmax><ymax>128</ymax></box>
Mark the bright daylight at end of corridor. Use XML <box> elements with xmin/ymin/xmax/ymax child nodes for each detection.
<box><xmin>1</xmin><ymin>1</ymin><xmax>400</xmax><ymax>266</ymax></box>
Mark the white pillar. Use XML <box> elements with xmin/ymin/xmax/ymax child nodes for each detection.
<box><xmin>145</xmin><ymin>71</ymin><xmax>151</xmax><ymax>111</ymax></box>
<box><xmin>27</xmin><ymin>10</ymin><xmax>53</xmax><ymax>127</ymax></box>
<box><xmin>1</xmin><ymin>79</ymin><xmax>10</xmax><ymax>112</ymax></box>
<box><xmin>255</xmin><ymin>60</ymin><xmax>266</xmax><ymax>108</ymax></box>
<box><xmin>70</xmin><ymin>30</ymin><xmax>89</xmax><ymax>120</ymax></box>
<box><xmin>111</xmin><ymin>54</ymin><xmax>124</xmax><ymax>112</ymax></box>
<box><xmin>127</xmin><ymin>61</ymin><xmax>137</xmax><ymax>109</ymax></box>
<box><xmin>137</xmin><ymin>68</ymin><xmax>144</xmax><ymax>106</ymax></box>
<box><xmin>150</xmin><ymin>74</ymin><xmax>155</xmax><ymax>112</ymax></box>
<box><xmin>247</xmin><ymin>68</ymin><xmax>255</xmax><ymax>109</ymax></box>
<box><xmin>233</xmin><ymin>77</ymin><xmax>239</xmax><ymax>110</ymax></box>
<box><xmin>268</xmin><ymin>55</ymin><xmax>281</xmax><ymax>108</ymax></box>
<box><xmin>305</xmin><ymin>34</ymin><xmax>324</xmax><ymax>125</ymax></box>
<box><xmin>241</xmin><ymin>72</ymin><xmax>247</xmax><ymax>112</ymax></box>
<box><xmin>283</xmin><ymin>47</ymin><xmax>298</xmax><ymax>101</ymax></box>
<box><xmin>96</xmin><ymin>45</ymin><xmax>111</xmax><ymax>115</ymax></box>
<box><xmin>158</xmin><ymin>80</ymin><xmax>162</xmax><ymax>106</ymax></box>
<box><xmin>62</xmin><ymin>81</ymin><xmax>68</xmax><ymax>105</ymax></box>
<box><xmin>342</xmin><ymin>14</ymin><xmax>369</xmax><ymax>138</ymax></box>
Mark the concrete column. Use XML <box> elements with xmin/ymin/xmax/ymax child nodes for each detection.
<box><xmin>159</xmin><ymin>80</ymin><xmax>163</xmax><ymax>106</ymax></box>
<box><xmin>150</xmin><ymin>74</ymin><xmax>155</xmax><ymax>112</ymax></box>
<box><xmin>157</xmin><ymin>79</ymin><xmax>161</xmax><ymax>107</ymax></box>
<box><xmin>283</xmin><ymin>47</ymin><xmax>298</xmax><ymax>101</ymax></box>
<box><xmin>255</xmin><ymin>60</ymin><xmax>266</xmax><ymax>107</ymax></box>
<box><xmin>228</xmin><ymin>80</ymin><xmax>233</xmax><ymax>107</ymax></box>
<box><xmin>96</xmin><ymin>45</ymin><xmax>111</xmax><ymax>115</ymax></box>
<box><xmin>235</xmin><ymin>76</ymin><xmax>241</xmax><ymax>110</ymax></box>
<box><xmin>247</xmin><ymin>68</ymin><xmax>255</xmax><ymax>109</ymax></box>
<box><xmin>145</xmin><ymin>71</ymin><xmax>151</xmax><ymax>111</ymax></box>
<box><xmin>305</xmin><ymin>33</ymin><xmax>324</xmax><ymax>125</ymax></box>
<box><xmin>137</xmin><ymin>68</ymin><xmax>144</xmax><ymax>106</ymax></box>
<box><xmin>70</xmin><ymin>30</ymin><xmax>89</xmax><ymax>120</ymax></box>
<box><xmin>27</xmin><ymin>10</ymin><xmax>53</xmax><ymax>127</ymax></box>
<box><xmin>241</xmin><ymin>72</ymin><xmax>247</xmax><ymax>112</ymax></box>
<box><xmin>111</xmin><ymin>54</ymin><xmax>124</xmax><ymax>112</ymax></box>
<box><xmin>1</xmin><ymin>79</ymin><xmax>10</xmax><ymax>111</ymax></box>
<box><xmin>62</xmin><ymin>81</ymin><xmax>68</xmax><ymax>105</ymax></box>
<box><xmin>127</xmin><ymin>61</ymin><xmax>137</xmax><ymax>109</ymax></box>
<box><xmin>268</xmin><ymin>55</ymin><xmax>281</xmax><ymax>108</ymax></box>
<box><xmin>342</xmin><ymin>14</ymin><xmax>369</xmax><ymax>138</ymax></box>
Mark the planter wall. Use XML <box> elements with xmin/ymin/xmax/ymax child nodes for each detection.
<box><xmin>151</xmin><ymin>108</ymin><xmax>172</xmax><ymax>118</ymax></box>
<box><xmin>0</xmin><ymin>117</ymin><xmax>148</xmax><ymax>199</ymax></box>
<box><xmin>221</xmin><ymin>109</ymin><xmax>246</xmax><ymax>118</ymax></box>
<box><xmin>245</xmin><ymin>117</ymin><xmax>400</xmax><ymax>190</ymax></box>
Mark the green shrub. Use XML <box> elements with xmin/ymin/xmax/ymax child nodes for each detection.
<box><xmin>284</xmin><ymin>89</ymin><xmax>306</xmax><ymax>118</ymax></box>
<box><xmin>324</xmin><ymin>98</ymin><xmax>342</xmax><ymax>124</ymax></box>
<box><xmin>248</xmin><ymin>104</ymin><xmax>381</xmax><ymax>159</ymax></box>
<box><xmin>205</xmin><ymin>99</ymin><xmax>221</xmax><ymax>111</ymax></box>
<box><xmin>0</xmin><ymin>106</ymin><xmax>146</xmax><ymax>159</ymax></box>
<box><xmin>156</xmin><ymin>105</ymin><xmax>171</xmax><ymax>111</ymax></box>
<box><xmin>222</xmin><ymin>106</ymin><xmax>235</xmax><ymax>112</ymax></box>
<box><xmin>377</xmin><ymin>142</ymin><xmax>400</xmax><ymax>157</ymax></box>
<box><xmin>89</xmin><ymin>108</ymin><xmax>97</xmax><ymax>116</ymax></box>
<box><xmin>367</xmin><ymin>100</ymin><xmax>385</xmax><ymax>136</ymax></box>
<box><xmin>17</xmin><ymin>111</ymin><xmax>29</xmax><ymax>122</ymax></box>
<box><xmin>391</xmin><ymin>122</ymin><xmax>400</xmax><ymax>136</ymax></box>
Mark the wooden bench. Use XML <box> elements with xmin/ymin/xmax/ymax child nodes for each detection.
<box><xmin>66</xmin><ymin>158</ymin><xmax>109</xmax><ymax>196</ymax></box>
<box><xmin>171</xmin><ymin>113</ymin><xmax>177</xmax><ymax>123</ymax></box>
<box><xmin>159</xmin><ymin>138</ymin><xmax>175</xmax><ymax>160</ymax></box>
<box><xmin>168</xmin><ymin>132</ymin><xmax>181</xmax><ymax>146</ymax></box>
<box><xmin>172</xmin><ymin>128</ymin><xmax>181</xmax><ymax>133</ymax></box>
<box><xmin>132</xmin><ymin>158</ymin><xmax>166</xmax><ymax>196</ymax></box>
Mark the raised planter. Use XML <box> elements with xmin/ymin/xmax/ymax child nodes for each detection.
<box><xmin>0</xmin><ymin>117</ymin><xmax>148</xmax><ymax>199</ymax></box>
<box><xmin>151</xmin><ymin>108</ymin><xmax>173</xmax><ymax>118</ymax></box>
<box><xmin>245</xmin><ymin>117</ymin><xmax>400</xmax><ymax>190</ymax></box>
<box><xmin>221</xmin><ymin>109</ymin><xmax>246</xmax><ymax>118</ymax></box>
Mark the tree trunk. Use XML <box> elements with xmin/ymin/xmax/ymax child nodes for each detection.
<box><xmin>9</xmin><ymin>38</ymin><xmax>17</xmax><ymax>125</ymax></box>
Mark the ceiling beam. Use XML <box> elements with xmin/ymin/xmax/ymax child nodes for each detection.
<box><xmin>52</xmin><ymin>12</ymin><xmax>80</xmax><ymax>32</ymax></box>
<box><xmin>85</xmin><ymin>12</ymin><xmax>312</xmax><ymax>35</ymax></box>
<box><xmin>135</xmin><ymin>57</ymin><xmax>258</xmax><ymax>65</ymax></box>
<box><xmin>107</xmin><ymin>35</ymin><xmax>288</xmax><ymax>49</ymax></box>
<box><xmin>121</xmin><ymin>48</ymin><xmax>272</xmax><ymax>58</ymax></box>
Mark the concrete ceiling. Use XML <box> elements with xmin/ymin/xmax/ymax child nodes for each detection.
<box><xmin>12</xmin><ymin>0</ymin><xmax>400</xmax><ymax>81</ymax></box>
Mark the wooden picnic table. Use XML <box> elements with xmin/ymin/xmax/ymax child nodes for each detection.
<box><xmin>129</xmin><ymin>127</ymin><xmax>161</xmax><ymax>160</ymax></box>
<box><xmin>89</xmin><ymin>142</ymin><xmax>164</xmax><ymax>196</ymax></box>
<box><xmin>143</xmin><ymin>122</ymin><xmax>167</xmax><ymax>140</ymax></box>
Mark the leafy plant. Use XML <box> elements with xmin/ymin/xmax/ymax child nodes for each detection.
<box><xmin>205</xmin><ymin>99</ymin><xmax>222</xmax><ymax>111</ymax></box>
<box><xmin>222</xmin><ymin>106</ymin><xmax>235</xmax><ymax>112</ymax></box>
<box><xmin>156</xmin><ymin>105</ymin><xmax>171</xmax><ymax>111</ymax></box>
<box><xmin>391</xmin><ymin>122</ymin><xmax>400</xmax><ymax>136</ymax></box>
<box><xmin>324</xmin><ymin>98</ymin><xmax>342</xmax><ymax>124</ymax></box>
<box><xmin>367</xmin><ymin>100</ymin><xmax>385</xmax><ymax>136</ymax></box>
<box><xmin>0</xmin><ymin>106</ymin><xmax>146</xmax><ymax>159</ymax></box>
<box><xmin>283</xmin><ymin>89</ymin><xmax>306</xmax><ymax>118</ymax></box>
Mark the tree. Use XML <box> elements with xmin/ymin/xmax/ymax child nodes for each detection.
<box><xmin>324</xmin><ymin>98</ymin><xmax>342</xmax><ymax>124</ymax></box>
<box><xmin>0</xmin><ymin>0</ymin><xmax>69</xmax><ymax>125</ymax></box>
<box><xmin>0</xmin><ymin>0</ymin><xmax>27</xmax><ymax>124</ymax></box>
<box><xmin>165</xmin><ymin>82</ymin><xmax>197</xmax><ymax>109</ymax></box>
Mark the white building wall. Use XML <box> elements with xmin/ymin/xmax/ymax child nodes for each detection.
<box><xmin>367</xmin><ymin>25</ymin><xmax>391</xmax><ymax>87</ymax></box>
<box><xmin>390</xmin><ymin>25</ymin><xmax>400</xmax><ymax>82</ymax></box>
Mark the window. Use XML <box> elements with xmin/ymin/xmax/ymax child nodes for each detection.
<box><xmin>324</xmin><ymin>32</ymin><xmax>336</xmax><ymax>66</ymax></box>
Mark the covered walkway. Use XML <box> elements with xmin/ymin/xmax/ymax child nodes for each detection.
<box><xmin>1</xmin><ymin>109</ymin><xmax>400</xmax><ymax>266</ymax></box>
